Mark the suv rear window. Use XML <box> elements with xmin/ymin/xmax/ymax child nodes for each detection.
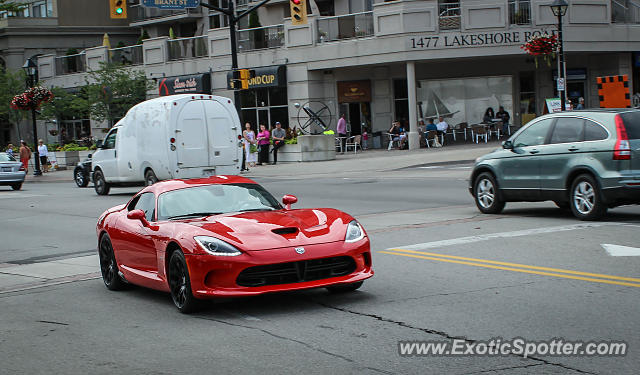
<box><xmin>620</xmin><ymin>111</ymin><xmax>640</xmax><ymax>139</ymax></box>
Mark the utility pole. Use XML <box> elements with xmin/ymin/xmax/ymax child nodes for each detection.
<box><xmin>200</xmin><ymin>0</ymin><xmax>272</xmax><ymax>116</ymax></box>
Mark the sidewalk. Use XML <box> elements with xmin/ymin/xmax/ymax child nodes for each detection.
<box><xmin>23</xmin><ymin>168</ymin><xmax>74</xmax><ymax>183</ymax></box>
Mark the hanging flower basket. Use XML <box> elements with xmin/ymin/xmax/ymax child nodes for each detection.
<box><xmin>10</xmin><ymin>86</ymin><xmax>54</xmax><ymax>111</ymax></box>
<box><xmin>521</xmin><ymin>33</ymin><xmax>558</xmax><ymax>68</ymax></box>
<box><xmin>49</xmin><ymin>129</ymin><xmax>59</xmax><ymax>136</ymax></box>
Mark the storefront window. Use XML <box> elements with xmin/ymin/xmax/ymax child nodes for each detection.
<box><xmin>520</xmin><ymin>71</ymin><xmax>536</xmax><ymax>125</ymax></box>
<box><xmin>393</xmin><ymin>79</ymin><xmax>409</xmax><ymax>123</ymax></box>
<box><xmin>239</xmin><ymin>87</ymin><xmax>288</xmax><ymax>130</ymax></box>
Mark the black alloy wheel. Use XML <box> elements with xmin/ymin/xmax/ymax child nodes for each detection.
<box><xmin>474</xmin><ymin>172</ymin><xmax>505</xmax><ymax>214</ymax></box>
<box><xmin>326</xmin><ymin>281</ymin><xmax>364</xmax><ymax>293</ymax></box>
<box><xmin>169</xmin><ymin>250</ymin><xmax>199</xmax><ymax>313</ymax></box>
<box><xmin>570</xmin><ymin>174</ymin><xmax>607</xmax><ymax>221</ymax></box>
<box><xmin>145</xmin><ymin>169</ymin><xmax>158</xmax><ymax>186</ymax></box>
<box><xmin>93</xmin><ymin>170</ymin><xmax>110</xmax><ymax>195</ymax></box>
<box><xmin>98</xmin><ymin>235</ymin><xmax>125</xmax><ymax>290</ymax></box>
<box><xmin>74</xmin><ymin>167</ymin><xmax>89</xmax><ymax>187</ymax></box>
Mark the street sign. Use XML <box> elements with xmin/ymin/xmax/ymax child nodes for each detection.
<box><xmin>556</xmin><ymin>77</ymin><xmax>565</xmax><ymax>91</ymax></box>
<box><xmin>142</xmin><ymin>0</ymin><xmax>200</xmax><ymax>10</ymax></box>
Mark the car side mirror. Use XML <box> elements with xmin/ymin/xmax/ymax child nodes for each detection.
<box><xmin>127</xmin><ymin>209</ymin><xmax>150</xmax><ymax>227</ymax></box>
<box><xmin>502</xmin><ymin>140</ymin><xmax>514</xmax><ymax>150</ymax></box>
<box><xmin>282</xmin><ymin>194</ymin><xmax>298</xmax><ymax>210</ymax></box>
<box><xmin>96</xmin><ymin>140</ymin><xmax>103</xmax><ymax>149</ymax></box>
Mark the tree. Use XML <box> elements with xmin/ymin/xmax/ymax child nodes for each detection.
<box><xmin>0</xmin><ymin>68</ymin><xmax>28</xmax><ymax>140</ymax></box>
<box><xmin>40</xmin><ymin>87</ymin><xmax>89</xmax><ymax>124</ymax></box>
<box><xmin>84</xmin><ymin>62</ymin><xmax>153</xmax><ymax>127</ymax></box>
<box><xmin>0</xmin><ymin>1</ymin><xmax>24</xmax><ymax>12</ymax></box>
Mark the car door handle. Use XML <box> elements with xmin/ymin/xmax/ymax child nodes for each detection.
<box><xmin>529</xmin><ymin>149</ymin><xmax>539</xmax><ymax>154</ymax></box>
<box><xmin>568</xmin><ymin>147</ymin><xmax>579</xmax><ymax>152</ymax></box>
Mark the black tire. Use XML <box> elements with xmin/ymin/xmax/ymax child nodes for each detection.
<box><xmin>168</xmin><ymin>250</ymin><xmax>200</xmax><ymax>313</ymax></box>
<box><xmin>11</xmin><ymin>182</ymin><xmax>22</xmax><ymax>190</ymax></box>
<box><xmin>98</xmin><ymin>234</ymin><xmax>126</xmax><ymax>291</ymax></box>
<box><xmin>473</xmin><ymin>172</ymin><xmax>505</xmax><ymax>214</ymax></box>
<box><xmin>93</xmin><ymin>170</ymin><xmax>110</xmax><ymax>195</ymax></box>
<box><xmin>74</xmin><ymin>167</ymin><xmax>89</xmax><ymax>187</ymax></box>
<box><xmin>554</xmin><ymin>201</ymin><xmax>570</xmax><ymax>210</ymax></box>
<box><xmin>570</xmin><ymin>174</ymin><xmax>607</xmax><ymax>221</ymax></box>
<box><xmin>145</xmin><ymin>169</ymin><xmax>158</xmax><ymax>186</ymax></box>
<box><xmin>327</xmin><ymin>281</ymin><xmax>364</xmax><ymax>293</ymax></box>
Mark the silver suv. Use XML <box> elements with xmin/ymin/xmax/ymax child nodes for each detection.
<box><xmin>469</xmin><ymin>109</ymin><xmax>640</xmax><ymax>220</ymax></box>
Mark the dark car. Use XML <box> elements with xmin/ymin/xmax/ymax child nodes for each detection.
<box><xmin>470</xmin><ymin>109</ymin><xmax>640</xmax><ymax>220</ymax></box>
<box><xmin>74</xmin><ymin>154</ymin><xmax>92</xmax><ymax>187</ymax></box>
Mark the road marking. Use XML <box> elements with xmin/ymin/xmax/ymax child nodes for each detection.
<box><xmin>418</xmin><ymin>166</ymin><xmax>443</xmax><ymax>169</ymax></box>
<box><xmin>602</xmin><ymin>244</ymin><xmax>640</xmax><ymax>257</ymax></box>
<box><xmin>0</xmin><ymin>193</ymin><xmax>45</xmax><ymax>199</ymax></box>
<box><xmin>379</xmin><ymin>251</ymin><xmax>640</xmax><ymax>288</ymax></box>
<box><xmin>390</xmin><ymin>222</ymin><xmax>619</xmax><ymax>251</ymax></box>
<box><xmin>385</xmin><ymin>249</ymin><xmax>640</xmax><ymax>283</ymax></box>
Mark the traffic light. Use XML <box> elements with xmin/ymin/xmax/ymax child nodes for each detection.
<box><xmin>290</xmin><ymin>0</ymin><xmax>307</xmax><ymax>26</ymax></box>
<box><xmin>109</xmin><ymin>0</ymin><xmax>127</xmax><ymax>19</ymax></box>
<box><xmin>231</xmin><ymin>69</ymin><xmax>255</xmax><ymax>90</ymax></box>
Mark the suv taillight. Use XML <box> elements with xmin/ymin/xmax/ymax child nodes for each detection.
<box><xmin>613</xmin><ymin>114</ymin><xmax>631</xmax><ymax>160</ymax></box>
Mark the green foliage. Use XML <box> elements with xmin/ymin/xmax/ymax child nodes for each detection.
<box><xmin>137</xmin><ymin>30</ymin><xmax>150</xmax><ymax>45</ymax></box>
<box><xmin>116</xmin><ymin>41</ymin><xmax>126</xmax><ymax>48</ymax></box>
<box><xmin>248</xmin><ymin>11</ymin><xmax>262</xmax><ymax>28</ymax></box>
<box><xmin>66</xmin><ymin>48</ymin><xmax>79</xmax><ymax>56</ymax></box>
<box><xmin>0</xmin><ymin>1</ymin><xmax>25</xmax><ymax>12</ymax></box>
<box><xmin>0</xmin><ymin>68</ymin><xmax>27</xmax><ymax>133</ymax></box>
<box><xmin>285</xmin><ymin>137</ymin><xmax>297</xmax><ymax>145</ymax></box>
<box><xmin>40</xmin><ymin>87</ymin><xmax>89</xmax><ymax>123</ymax></box>
<box><xmin>58</xmin><ymin>143</ymin><xmax>88</xmax><ymax>151</ymax></box>
<box><xmin>84</xmin><ymin>62</ymin><xmax>153</xmax><ymax>126</ymax></box>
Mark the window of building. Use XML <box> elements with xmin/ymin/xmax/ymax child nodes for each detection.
<box><xmin>209</xmin><ymin>13</ymin><xmax>229</xmax><ymax>29</ymax></box>
<box><xmin>239</xmin><ymin>88</ymin><xmax>289</xmax><ymax>131</ymax></box>
<box><xmin>393</xmin><ymin>79</ymin><xmax>409</xmax><ymax>124</ymax></box>
<box><xmin>519</xmin><ymin>71</ymin><xmax>537</xmax><ymax>124</ymax></box>
<box><xmin>349</xmin><ymin>0</ymin><xmax>373</xmax><ymax>13</ymax></box>
<box><xmin>509</xmin><ymin>0</ymin><xmax>531</xmax><ymax>25</ymax></box>
<box><xmin>438</xmin><ymin>0</ymin><xmax>460</xmax><ymax>30</ymax></box>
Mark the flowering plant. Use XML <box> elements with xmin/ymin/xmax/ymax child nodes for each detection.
<box><xmin>10</xmin><ymin>86</ymin><xmax>54</xmax><ymax>111</ymax></box>
<box><xmin>521</xmin><ymin>33</ymin><xmax>558</xmax><ymax>67</ymax></box>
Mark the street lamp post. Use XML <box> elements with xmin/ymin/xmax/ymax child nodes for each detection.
<box><xmin>22</xmin><ymin>58</ymin><xmax>42</xmax><ymax>176</ymax></box>
<box><xmin>550</xmin><ymin>0</ymin><xmax>568</xmax><ymax>111</ymax></box>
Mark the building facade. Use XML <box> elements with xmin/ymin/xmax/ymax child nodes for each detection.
<box><xmin>0</xmin><ymin>0</ymin><xmax>138</xmax><ymax>146</ymax></box>
<box><xmin>38</xmin><ymin>0</ymin><xmax>640</xmax><ymax>149</ymax></box>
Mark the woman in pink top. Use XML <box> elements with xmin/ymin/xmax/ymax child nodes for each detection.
<box><xmin>256</xmin><ymin>124</ymin><xmax>270</xmax><ymax>165</ymax></box>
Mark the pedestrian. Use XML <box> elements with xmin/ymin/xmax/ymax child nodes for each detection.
<box><xmin>388</xmin><ymin>121</ymin><xmax>406</xmax><ymax>150</ymax></box>
<box><xmin>19</xmin><ymin>140</ymin><xmax>31</xmax><ymax>173</ymax></box>
<box><xmin>576</xmin><ymin>97</ymin><xmax>585</xmax><ymax>110</ymax></box>
<box><xmin>336</xmin><ymin>113</ymin><xmax>347</xmax><ymax>153</ymax></box>
<box><xmin>271</xmin><ymin>121</ymin><xmax>286</xmax><ymax>165</ymax></box>
<box><xmin>38</xmin><ymin>139</ymin><xmax>49</xmax><ymax>173</ymax></box>
<box><xmin>496</xmin><ymin>106</ymin><xmax>510</xmax><ymax>135</ymax></box>
<box><xmin>256</xmin><ymin>124</ymin><xmax>270</xmax><ymax>165</ymax></box>
<box><xmin>482</xmin><ymin>107</ymin><xmax>495</xmax><ymax>123</ymax></box>
<box><xmin>5</xmin><ymin>143</ymin><xmax>14</xmax><ymax>158</ymax></box>
<box><xmin>436</xmin><ymin>116</ymin><xmax>448</xmax><ymax>144</ymax></box>
<box><xmin>243</xmin><ymin>122</ymin><xmax>257</xmax><ymax>169</ymax></box>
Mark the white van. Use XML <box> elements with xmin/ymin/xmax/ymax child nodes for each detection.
<box><xmin>92</xmin><ymin>94</ymin><xmax>242</xmax><ymax>195</ymax></box>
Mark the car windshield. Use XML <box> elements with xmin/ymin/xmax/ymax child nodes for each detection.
<box><xmin>157</xmin><ymin>183</ymin><xmax>283</xmax><ymax>220</ymax></box>
<box><xmin>0</xmin><ymin>153</ymin><xmax>16</xmax><ymax>162</ymax></box>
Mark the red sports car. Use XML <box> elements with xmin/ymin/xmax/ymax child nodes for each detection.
<box><xmin>96</xmin><ymin>176</ymin><xmax>373</xmax><ymax>313</ymax></box>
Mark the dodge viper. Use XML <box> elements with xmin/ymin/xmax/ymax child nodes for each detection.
<box><xmin>96</xmin><ymin>176</ymin><xmax>373</xmax><ymax>313</ymax></box>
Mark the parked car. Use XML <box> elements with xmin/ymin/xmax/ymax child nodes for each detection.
<box><xmin>74</xmin><ymin>154</ymin><xmax>92</xmax><ymax>187</ymax></box>
<box><xmin>96</xmin><ymin>176</ymin><xmax>373</xmax><ymax>313</ymax></box>
<box><xmin>91</xmin><ymin>94</ymin><xmax>242</xmax><ymax>195</ymax></box>
<box><xmin>470</xmin><ymin>109</ymin><xmax>640</xmax><ymax>220</ymax></box>
<box><xmin>0</xmin><ymin>152</ymin><xmax>26</xmax><ymax>190</ymax></box>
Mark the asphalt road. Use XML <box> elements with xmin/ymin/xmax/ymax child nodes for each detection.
<box><xmin>1</xmin><ymin>165</ymin><xmax>639</xmax><ymax>374</ymax></box>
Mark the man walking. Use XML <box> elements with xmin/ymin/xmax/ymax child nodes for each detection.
<box><xmin>271</xmin><ymin>122</ymin><xmax>286</xmax><ymax>165</ymax></box>
<box><xmin>337</xmin><ymin>114</ymin><xmax>347</xmax><ymax>153</ymax></box>
<box><xmin>496</xmin><ymin>106</ymin><xmax>510</xmax><ymax>135</ymax></box>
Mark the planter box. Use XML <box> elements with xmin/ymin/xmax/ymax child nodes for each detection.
<box><xmin>52</xmin><ymin>151</ymin><xmax>79</xmax><ymax>167</ymax></box>
<box><xmin>277</xmin><ymin>135</ymin><xmax>336</xmax><ymax>163</ymax></box>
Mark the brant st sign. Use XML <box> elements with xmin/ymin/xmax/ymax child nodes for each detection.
<box><xmin>142</xmin><ymin>0</ymin><xmax>200</xmax><ymax>9</ymax></box>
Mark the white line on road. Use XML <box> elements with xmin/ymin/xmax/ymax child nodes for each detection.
<box><xmin>602</xmin><ymin>244</ymin><xmax>640</xmax><ymax>256</ymax></box>
<box><xmin>389</xmin><ymin>222</ymin><xmax>623</xmax><ymax>251</ymax></box>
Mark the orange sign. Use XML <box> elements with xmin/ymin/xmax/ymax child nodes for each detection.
<box><xmin>337</xmin><ymin>81</ymin><xmax>371</xmax><ymax>103</ymax></box>
<box><xmin>597</xmin><ymin>75</ymin><xmax>631</xmax><ymax>108</ymax></box>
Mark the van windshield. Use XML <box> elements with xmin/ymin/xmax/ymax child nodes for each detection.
<box><xmin>157</xmin><ymin>183</ymin><xmax>283</xmax><ymax>220</ymax></box>
<box><xmin>620</xmin><ymin>112</ymin><xmax>640</xmax><ymax>139</ymax></box>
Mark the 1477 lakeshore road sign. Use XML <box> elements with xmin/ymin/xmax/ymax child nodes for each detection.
<box><xmin>142</xmin><ymin>0</ymin><xmax>200</xmax><ymax>9</ymax></box>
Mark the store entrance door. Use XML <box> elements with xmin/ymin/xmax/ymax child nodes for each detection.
<box><xmin>567</xmin><ymin>81</ymin><xmax>586</xmax><ymax>108</ymax></box>
<box><xmin>340</xmin><ymin>102</ymin><xmax>371</xmax><ymax>135</ymax></box>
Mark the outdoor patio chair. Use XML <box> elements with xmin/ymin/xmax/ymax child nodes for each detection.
<box><xmin>472</xmin><ymin>126</ymin><xmax>488</xmax><ymax>143</ymax></box>
<box><xmin>345</xmin><ymin>135</ymin><xmax>362</xmax><ymax>153</ymax></box>
<box><xmin>425</xmin><ymin>130</ymin><xmax>440</xmax><ymax>148</ymax></box>
<box><xmin>454</xmin><ymin>122</ymin><xmax>469</xmax><ymax>141</ymax></box>
<box><xmin>387</xmin><ymin>133</ymin><xmax>398</xmax><ymax>150</ymax></box>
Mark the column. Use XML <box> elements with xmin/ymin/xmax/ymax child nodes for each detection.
<box><xmin>407</xmin><ymin>61</ymin><xmax>420</xmax><ymax>150</ymax></box>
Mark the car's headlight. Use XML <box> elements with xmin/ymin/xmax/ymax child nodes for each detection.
<box><xmin>345</xmin><ymin>220</ymin><xmax>365</xmax><ymax>243</ymax></box>
<box><xmin>194</xmin><ymin>236</ymin><xmax>242</xmax><ymax>256</ymax></box>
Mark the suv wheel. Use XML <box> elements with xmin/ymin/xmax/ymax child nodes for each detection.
<box><xmin>570</xmin><ymin>174</ymin><xmax>607</xmax><ymax>221</ymax></box>
<box><xmin>94</xmin><ymin>170</ymin><xmax>111</xmax><ymax>195</ymax></box>
<box><xmin>474</xmin><ymin>172</ymin><xmax>505</xmax><ymax>214</ymax></box>
<box><xmin>145</xmin><ymin>169</ymin><xmax>158</xmax><ymax>186</ymax></box>
<box><xmin>74</xmin><ymin>167</ymin><xmax>89</xmax><ymax>187</ymax></box>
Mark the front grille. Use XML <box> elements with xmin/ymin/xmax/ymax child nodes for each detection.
<box><xmin>236</xmin><ymin>256</ymin><xmax>356</xmax><ymax>287</ymax></box>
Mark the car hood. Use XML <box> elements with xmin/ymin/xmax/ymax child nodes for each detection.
<box><xmin>184</xmin><ymin>208</ymin><xmax>353</xmax><ymax>250</ymax></box>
